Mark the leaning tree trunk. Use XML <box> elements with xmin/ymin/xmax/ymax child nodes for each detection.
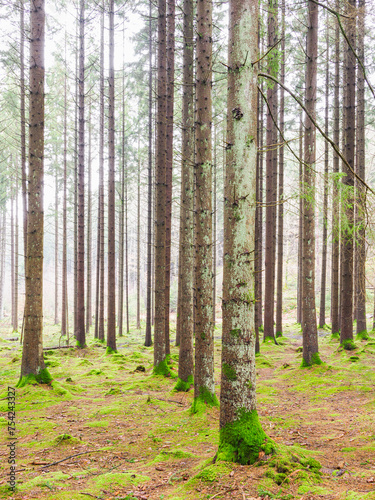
<box><xmin>175</xmin><ymin>0</ymin><xmax>194</xmax><ymax>392</ymax></box>
<box><xmin>218</xmin><ymin>0</ymin><xmax>273</xmax><ymax>465</ymax></box>
<box><xmin>356</xmin><ymin>0</ymin><xmax>366</xmax><ymax>336</ymax></box>
<box><xmin>302</xmin><ymin>0</ymin><xmax>319</xmax><ymax>366</ymax></box>
<box><xmin>18</xmin><ymin>0</ymin><xmax>50</xmax><ymax>385</ymax></box>
<box><xmin>340</xmin><ymin>0</ymin><xmax>356</xmax><ymax>346</ymax></box>
<box><xmin>76</xmin><ymin>0</ymin><xmax>86</xmax><ymax>347</ymax></box>
<box><xmin>193</xmin><ymin>0</ymin><xmax>217</xmax><ymax>411</ymax></box>
<box><xmin>107</xmin><ymin>0</ymin><xmax>116</xmax><ymax>351</ymax></box>
<box><xmin>319</xmin><ymin>17</ymin><xmax>329</xmax><ymax>329</ymax></box>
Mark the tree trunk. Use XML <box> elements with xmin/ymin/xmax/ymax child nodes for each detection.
<box><xmin>355</xmin><ymin>0</ymin><xmax>366</xmax><ymax>336</ymax></box>
<box><xmin>218</xmin><ymin>0</ymin><xmax>272</xmax><ymax>465</ymax></box>
<box><xmin>137</xmin><ymin>141</ymin><xmax>141</xmax><ymax>330</ymax></box>
<box><xmin>145</xmin><ymin>0</ymin><xmax>153</xmax><ymax>347</ymax></box>
<box><xmin>0</xmin><ymin>211</ymin><xmax>5</xmax><ymax>320</ymax></box>
<box><xmin>20</xmin><ymin>0</ymin><xmax>27</xmax><ymax>272</ymax></box>
<box><xmin>19</xmin><ymin>0</ymin><xmax>49</xmax><ymax>384</ymax></box>
<box><xmin>263</xmin><ymin>0</ymin><xmax>277</xmax><ymax>343</ymax></box>
<box><xmin>62</xmin><ymin>52</ymin><xmax>68</xmax><ymax>337</ymax></box>
<box><xmin>297</xmin><ymin>114</ymin><xmax>303</xmax><ymax>325</ymax></box>
<box><xmin>54</xmin><ymin>160</ymin><xmax>59</xmax><ymax>325</ymax></box>
<box><xmin>86</xmin><ymin>103</ymin><xmax>92</xmax><ymax>332</ymax></box>
<box><xmin>107</xmin><ymin>0</ymin><xmax>116</xmax><ymax>351</ymax></box>
<box><xmin>175</xmin><ymin>0</ymin><xmax>194</xmax><ymax>391</ymax></box>
<box><xmin>164</xmin><ymin>0</ymin><xmax>175</xmax><ymax>355</ymax></box>
<box><xmin>11</xmin><ymin>191</ymin><xmax>15</xmax><ymax>330</ymax></box>
<box><xmin>331</xmin><ymin>0</ymin><xmax>340</xmax><ymax>336</ymax></box>
<box><xmin>153</xmin><ymin>0</ymin><xmax>168</xmax><ymax>371</ymax></box>
<box><xmin>302</xmin><ymin>0</ymin><xmax>319</xmax><ymax>366</ymax></box>
<box><xmin>340</xmin><ymin>0</ymin><xmax>356</xmax><ymax>345</ymax></box>
<box><xmin>213</xmin><ymin>125</ymin><xmax>217</xmax><ymax>328</ymax></box>
<box><xmin>118</xmin><ymin>75</ymin><xmax>125</xmax><ymax>338</ymax></box>
<box><xmin>319</xmin><ymin>17</ymin><xmax>329</xmax><ymax>329</ymax></box>
<box><xmin>193</xmin><ymin>0</ymin><xmax>217</xmax><ymax>410</ymax></box>
<box><xmin>276</xmin><ymin>0</ymin><xmax>285</xmax><ymax>338</ymax></box>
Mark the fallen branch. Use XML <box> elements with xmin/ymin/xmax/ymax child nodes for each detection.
<box><xmin>40</xmin><ymin>450</ymin><xmax>103</xmax><ymax>469</ymax></box>
<box><xmin>209</xmin><ymin>487</ymin><xmax>238</xmax><ymax>499</ymax></box>
<box><xmin>79</xmin><ymin>494</ymin><xmax>103</xmax><ymax>500</ymax></box>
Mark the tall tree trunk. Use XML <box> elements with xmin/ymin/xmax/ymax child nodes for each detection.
<box><xmin>86</xmin><ymin>103</ymin><xmax>92</xmax><ymax>333</ymax></box>
<box><xmin>263</xmin><ymin>0</ymin><xmax>277</xmax><ymax>343</ymax></box>
<box><xmin>19</xmin><ymin>0</ymin><xmax>49</xmax><ymax>384</ymax></box>
<box><xmin>276</xmin><ymin>0</ymin><xmax>285</xmax><ymax>338</ymax></box>
<box><xmin>137</xmin><ymin>141</ymin><xmax>141</xmax><ymax>330</ymax></box>
<box><xmin>62</xmin><ymin>52</ymin><xmax>68</xmax><ymax>336</ymax></box>
<box><xmin>20</xmin><ymin>0</ymin><xmax>27</xmax><ymax>272</ymax></box>
<box><xmin>175</xmin><ymin>0</ymin><xmax>194</xmax><ymax>391</ymax></box>
<box><xmin>11</xmin><ymin>191</ymin><xmax>15</xmax><ymax>330</ymax></box>
<box><xmin>213</xmin><ymin>125</ymin><xmax>217</xmax><ymax>328</ymax></box>
<box><xmin>319</xmin><ymin>17</ymin><xmax>329</xmax><ymax>329</ymax></box>
<box><xmin>302</xmin><ymin>0</ymin><xmax>319</xmax><ymax>366</ymax></box>
<box><xmin>107</xmin><ymin>0</ymin><xmax>116</xmax><ymax>351</ymax></box>
<box><xmin>125</xmin><ymin>144</ymin><xmax>129</xmax><ymax>334</ymax></box>
<box><xmin>153</xmin><ymin>0</ymin><xmax>168</xmax><ymax>371</ymax></box>
<box><xmin>74</xmin><ymin>16</ymin><xmax>79</xmax><ymax>337</ymax></box>
<box><xmin>76</xmin><ymin>0</ymin><xmax>86</xmax><ymax>347</ymax></box>
<box><xmin>297</xmin><ymin>114</ymin><xmax>303</xmax><ymax>325</ymax></box>
<box><xmin>258</xmin><ymin>78</ymin><xmax>264</xmax><ymax>333</ymax></box>
<box><xmin>193</xmin><ymin>0</ymin><xmax>217</xmax><ymax>410</ymax></box>
<box><xmin>164</xmin><ymin>0</ymin><xmax>175</xmax><ymax>355</ymax></box>
<box><xmin>331</xmin><ymin>0</ymin><xmax>340</xmax><ymax>336</ymax></box>
<box><xmin>118</xmin><ymin>75</ymin><xmax>125</xmax><ymax>338</ymax></box>
<box><xmin>54</xmin><ymin>161</ymin><xmax>59</xmax><ymax>325</ymax></box>
<box><xmin>145</xmin><ymin>0</ymin><xmax>153</xmax><ymax>347</ymax></box>
<box><xmin>218</xmin><ymin>0</ymin><xmax>272</xmax><ymax>464</ymax></box>
<box><xmin>340</xmin><ymin>0</ymin><xmax>356</xmax><ymax>345</ymax></box>
<box><xmin>15</xmin><ymin>179</ymin><xmax>18</xmax><ymax>331</ymax></box>
<box><xmin>356</xmin><ymin>0</ymin><xmax>366</xmax><ymax>336</ymax></box>
<box><xmin>0</xmin><ymin>211</ymin><xmax>5</xmax><ymax>320</ymax></box>
<box><xmin>98</xmin><ymin>4</ymin><xmax>105</xmax><ymax>342</ymax></box>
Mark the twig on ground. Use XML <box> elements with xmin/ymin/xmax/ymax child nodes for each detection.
<box><xmin>209</xmin><ymin>487</ymin><xmax>238</xmax><ymax>499</ymax></box>
<box><xmin>41</xmin><ymin>450</ymin><xmax>103</xmax><ymax>469</ymax></box>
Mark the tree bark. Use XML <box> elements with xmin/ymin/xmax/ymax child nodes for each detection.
<box><xmin>76</xmin><ymin>0</ymin><xmax>86</xmax><ymax>347</ymax></box>
<box><xmin>19</xmin><ymin>0</ymin><xmax>48</xmax><ymax>382</ymax></box>
<box><xmin>193</xmin><ymin>0</ymin><xmax>217</xmax><ymax>410</ymax></box>
<box><xmin>175</xmin><ymin>0</ymin><xmax>194</xmax><ymax>391</ymax></box>
<box><xmin>331</xmin><ymin>0</ymin><xmax>340</xmax><ymax>336</ymax></box>
<box><xmin>263</xmin><ymin>0</ymin><xmax>277</xmax><ymax>343</ymax></box>
<box><xmin>145</xmin><ymin>0</ymin><xmax>153</xmax><ymax>347</ymax></box>
<box><xmin>276</xmin><ymin>0</ymin><xmax>285</xmax><ymax>338</ymax></box>
<box><xmin>86</xmin><ymin>102</ymin><xmax>92</xmax><ymax>332</ymax></box>
<box><xmin>302</xmin><ymin>0</ymin><xmax>319</xmax><ymax>366</ymax></box>
<box><xmin>319</xmin><ymin>16</ymin><xmax>329</xmax><ymax>329</ymax></box>
<box><xmin>137</xmin><ymin>141</ymin><xmax>141</xmax><ymax>330</ymax></box>
<box><xmin>297</xmin><ymin>114</ymin><xmax>303</xmax><ymax>325</ymax></box>
<box><xmin>219</xmin><ymin>0</ymin><xmax>271</xmax><ymax>465</ymax></box>
<box><xmin>62</xmin><ymin>51</ymin><xmax>68</xmax><ymax>337</ymax></box>
<box><xmin>54</xmin><ymin>160</ymin><xmax>59</xmax><ymax>325</ymax></box>
<box><xmin>107</xmin><ymin>0</ymin><xmax>116</xmax><ymax>351</ymax></box>
<box><xmin>20</xmin><ymin>0</ymin><xmax>27</xmax><ymax>272</ymax></box>
<box><xmin>0</xmin><ymin>211</ymin><xmax>5</xmax><ymax>320</ymax></box>
<box><xmin>355</xmin><ymin>0</ymin><xmax>366</xmax><ymax>336</ymax></box>
<box><xmin>164</xmin><ymin>0</ymin><xmax>175</xmax><ymax>355</ymax></box>
<box><xmin>340</xmin><ymin>0</ymin><xmax>356</xmax><ymax>345</ymax></box>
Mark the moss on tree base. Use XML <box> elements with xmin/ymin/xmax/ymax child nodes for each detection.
<box><xmin>301</xmin><ymin>352</ymin><xmax>322</xmax><ymax>368</ymax></box>
<box><xmin>153</xmin><ymin>359</ymin><xmax>176</xmax><ymax>378</ymax></box>
<box><xmin>16</xmin><ymin>368</ymin><xmax>53</xmax><ymax>388</ymax></box>
<box><xmin>174</xmin><ymin>375</ymin><xmax>193</xmax><ymax>392</ymax></box>
<box><xmin>217</xmin><ymin>409</ymin><xmax>275</xmax><ymax>465</ymax></box>
<box><xmin>356</xmin><ymin>330</ymin><xmax>369</xmax><ymax>341</ymax></box>
<box><xmin>191</xmin><ymin>386</ymin><xmax>219</xmax><ymax>414</ymax></box>
<box><xmin>106</xmin><ymin>346</ymin><xmax>117</xmax><ymax>355</ymax></box>
<box><xmin>342</xmin><ymin>339</ymin><xmax>357</xmax><ymax>351</ymax></box>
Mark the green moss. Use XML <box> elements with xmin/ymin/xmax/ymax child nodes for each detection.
<box><xmin>174</xmin><ymin>375</ymin><xmax>194</xmax><ymax>392</ymax></box>
<box><xmin>106</xmin><ymin>346</ymin><xmax>117</xmax><ymax>354</ymax></box>
<box><xmin>342</xmin><ymin>339</ymin><xmax>357</xmax><ymax>351</ymax></box>
<box><xmin>87</xmin><ymin>369</ymin><xmax>103</xmax><ymax>375</ymax></box>
<box><xmin>217</xmin><ymin>409</ymin><xmax>275</xmax><ymax>465</ymax></box>
<box><xmin>195</xmin><ymin>467</ymin><xmax>217</xmax><ymax>482</ymax></box>
<box><xmin>16</xmin><ymin>368</ymin><xmax>53</xmax><ymax>388</ymax></box>
<box><xmin>356</xmin><ymin>330</ymin><xmax>369</xmax><ymax>341</ymax></box>
<box><xmin>330</xmin><ymin>332</ymin><xmax>340</xmax><ymax>340</ymax></box>
<box><xmin>349</xmin><ymin>356</ymin><xmax>360</xmax><ymax>362</ymax></box>
<box><xmin>301</xmin><ymin>352</ymin><xmax>322</xmax><ymax>368</ymax></box>
<box><xmin>153</xmin><ymin>359</ymin><xmax>176</xmax><ymax>378</ymax></box>
<box><xmin>276</xmin><ymin>331</ymin><xmax>283</xmax><ymax>338</ymax></box>
<box><xmin>263</xmin><ymin>336</ymin><xmax>275</xmax><ymax>343</ymax></box>
<box><xmin>341</xmin><ymin>446</ymin><xmax>356</xmax><ymax>452</ymax></box>
<box><xmin>191</xmin><ymin>386</ymin><xmax>219</xmax><ymax>414</ymax></box>
<box><xmin>222</xmin><ymin>363</ymin><xmax>237</xmax><ymax>381</ymax></box>
<box><xmin>54</xmin><ymin>434</ymin><xmax>80</xmax><ymax>445</ymax></box>
<box><xmin>230</xmin><ymin>328</ymin><xmax>241</xmax><ymax>337</ymax></box>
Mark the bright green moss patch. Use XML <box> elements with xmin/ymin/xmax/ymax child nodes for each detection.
<box><xmin>330</xmin><ymin>332</ymin><xmax>340</xmax><ymax>340</ymax></box>
<box><xmin>174</xmin><ymin>375</ymin><xmax>193</xmax><ymax>392</ymax></box>
<box><xmin>153</xmin><ymin>358</ymin><xmax>176</xmax><ymax>377</ymax></box>
<box><xmin>301</xmin><ymin>352</ymin><xmax>322</xmax><ymax>368</ymax></box>
<box><xmin>18</xmin><ymin>471</ymin><xmax>70</xmax><ymax>492</ymax></box>
<box><xmin>264</xmin><ymin>336</ymin><xmax>275</xmax><ymax>343</ymax></box>
<box><xmin>87</xmin><ymin>369</ymin><xmax>103</xmax><ymax>375</ymax></box>
<box><xmin>88</xmin><ymin>472</ymin><xmax>150</xmax><ymax>492</ymax></box>
<box><xmin>54</xmin><ymin>433</ymin><xmax>80</xmax><ymax>445</ymax></box>
<box><xmin>357</xmin><ymin>330</ymin><xmax>369</xmax><ymax>341</ymax></box>
<box><xmin>16</xmin><ymin>368</ymin><xmax>53</xmax><ymax>388</ymax></box>
<box><xmin>222</xmin><ymin>362</ymin><xmax>237</xmax><ymax>381</ymax></box>
<box><xmin>342</xmin><ymin>339</ymin><xmax>357</xmax><ymax>351</ymax></box>
<box><xmin>105</xmin><ymin>346</ymin><xmax>117</xmax><ymax>354</ymax></box>
<box><xmin>217</xmin><ymin>409</ymin><xmax>275</xmax><ymax>465</ymax></box>
<box><xmin>191</xmin><ymin>386</ymin><xmax>219</xmax><ymax>414</ymax></box>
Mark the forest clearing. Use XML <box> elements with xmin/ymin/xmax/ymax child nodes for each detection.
<box><xmin>1</xmin><ymin>318</ymin><xmax>375</xmax><ymax>500</ymax></box>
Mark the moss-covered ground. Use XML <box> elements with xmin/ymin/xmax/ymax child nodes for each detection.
<box><xmin>0</xmin><ymin>318</ymin><xmax>375</xmax><ymax>499</ymax></box>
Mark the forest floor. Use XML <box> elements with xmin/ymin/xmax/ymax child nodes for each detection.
<box><xmin>0</xmin><ymin>320</ymin><xmax>375</xmax><ymax>500</ymax></box>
